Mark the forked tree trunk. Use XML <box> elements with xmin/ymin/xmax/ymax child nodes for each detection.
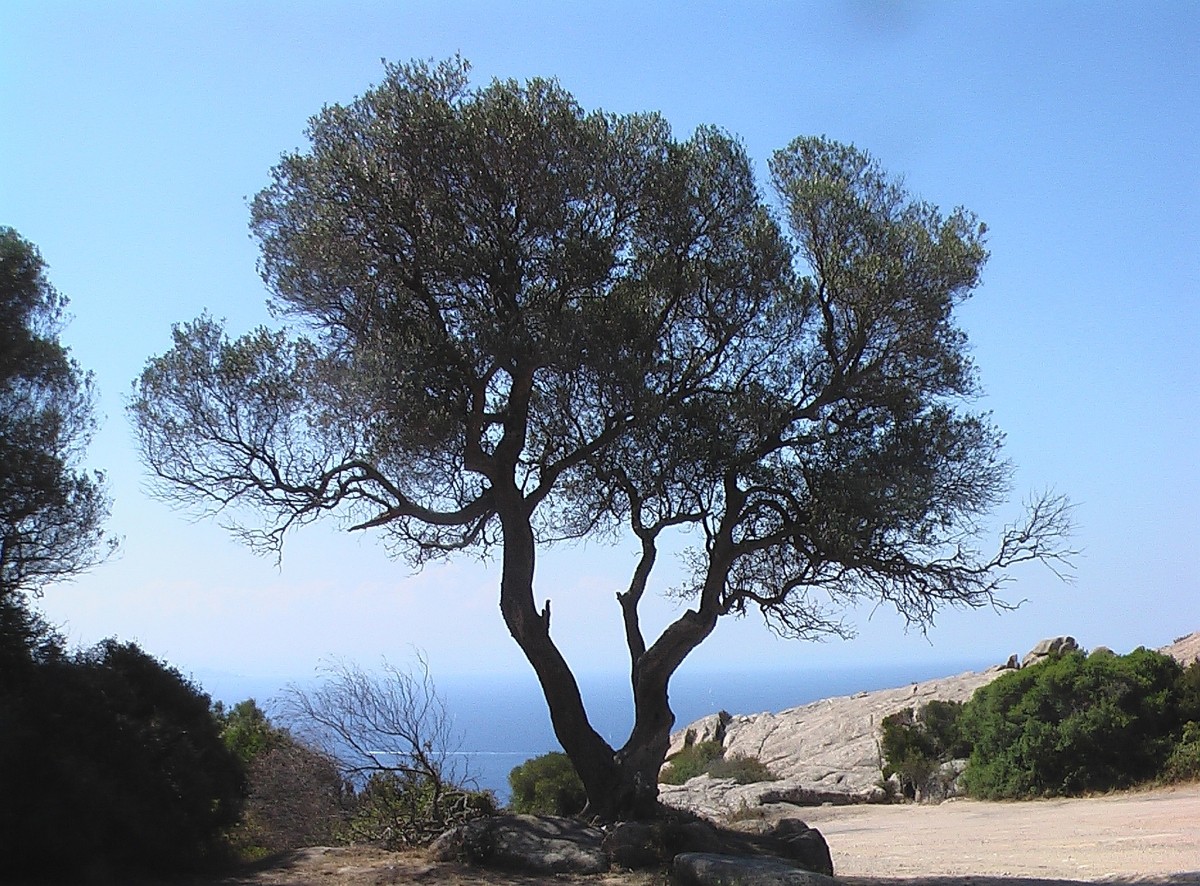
<box><xmin>495</xmin><ymin>493</ymin><xmax>725</xmax><ymax>821</ymax></box>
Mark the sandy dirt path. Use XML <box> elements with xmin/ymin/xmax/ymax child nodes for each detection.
<box><xmin>799</xmin><ymin>783</ymin><xmax>1200</xmax><ymax>881</ymax></box>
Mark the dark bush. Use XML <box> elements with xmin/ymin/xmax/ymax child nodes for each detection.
<box><xmin>960</xmin><ymin>647</ymin><xmax>1185</xmax><ymax>798</ymax></box>
<box><xmin>0</xmin><ymin>639</ymin><xmax>245</xmax><ymax>880</ymax></box>
<box><xmin>660</xmin><ymin>740</ymin><xmax>724</xmax><ymax>785</ymax></box>
<box><xmin>1177</xmin><ymin>660</ymin><xmax>1200</xmax><ymax>724</ymax></box>
<box><xmin>508</xmin><ymin>751</ymin><xmax>587</xmax><ymax>815</ymax></box>
<box><xmin>880</xmin><ymin>700</ymin><xmax>969</xmax><ymax>800</ymax></box>
<box><xmin>706</xmin><ymin>753</ymin><xmax>778</xmax><ymax>784</ymax></box>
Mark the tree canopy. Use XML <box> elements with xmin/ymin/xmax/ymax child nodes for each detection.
<box><xmin>131</xmin><ymin>58</ymin><xmax>1072</xmax><ymax>818</ymax></box>
<box><xmin>0</xmin><ymin>228</ymin><xmax>113</xmax><ymax>660</ymax></box>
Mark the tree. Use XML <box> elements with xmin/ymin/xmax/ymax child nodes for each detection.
<box><xmin>0</xmin><ymin>227</ymin><xmax>113</xmax><ymax>663</ymax></box>
<box><xmin>130</xmin><ymin>58</ymin><xmax>1073</xmax><ymax>820</ymax></box>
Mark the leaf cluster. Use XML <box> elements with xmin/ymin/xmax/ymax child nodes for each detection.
<box><xmin>130</xmin><ymin>60</ymin><xmax>1074</xmax><ymax>649</ymax></box>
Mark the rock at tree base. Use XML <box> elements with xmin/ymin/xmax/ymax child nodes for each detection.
<box><xmin>432</xmin><ymin>812</ymin><xmax>833</xmax><ymax>878</ymax></box>
<box><xmin>674</xmin><ymin>852</ymin><xmax>838</xmax><ymax>886</ymax></box>
<box><xmin>430</xmin><ymin>814</ymin><xmax>609</xmax><ymax>874</ymax></box>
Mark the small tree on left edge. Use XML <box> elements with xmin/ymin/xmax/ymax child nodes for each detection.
<box><xmin>0</xmin><ymin>228</ymin><xmax>114</xmax><ymax>666</ymax></box>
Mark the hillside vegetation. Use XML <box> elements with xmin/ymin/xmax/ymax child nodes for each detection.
<box><xmin>880</xmin><ymin>645</ymin><xmax>1200</xmax><ymax>800</ymax></box>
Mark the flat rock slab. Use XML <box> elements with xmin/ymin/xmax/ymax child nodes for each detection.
<box><xmin>674</xmin><ymin>852</ymin><xmax>839</xmax><ymax>886</ymax></box>
<box><xmin>430</xmin><ymin>813</ymin><xmax>610</xmax><ymax>874</ymax></box>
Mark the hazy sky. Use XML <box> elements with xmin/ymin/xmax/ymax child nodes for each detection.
<box><xmin>3</xmin><ymin>2</ymin><xmax>1197</xmax><ymax>687</ymax></box>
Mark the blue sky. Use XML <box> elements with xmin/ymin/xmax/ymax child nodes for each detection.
<box><xmin>3</xmin><ymin>2</ymin><xmax>1197</xmax><ymax>688</ymax></box>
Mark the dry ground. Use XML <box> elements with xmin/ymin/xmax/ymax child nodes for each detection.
<box><xmin>210</xmin><ymin>783</ymin><xmax>1200</xmax><ymax>885</ymax></box>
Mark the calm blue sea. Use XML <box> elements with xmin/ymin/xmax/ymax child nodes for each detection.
<box><xmin>205</xmin><ymin>659</ymin><xmax>986</xmax><ymax>804</ymax></box>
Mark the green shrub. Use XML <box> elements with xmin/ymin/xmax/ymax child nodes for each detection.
<box><xmin>660</xmin><ymin>740</ymin><xmax>724</xmax><ymax>785</ymax></box>
<box><xmin>879</xmin><ymin>700</ymin><xmax>968</xmax><ymax>800</ymax></box>
<box><xmin>960</xmin><ymin>647</ymin><xmax>1185</xmax><ymax>799</ymax></box>
<box><xmin>0</xmin><ymin>640</ymin><xmax>245</xmax><ymax>879</ymax></box>
<box><xmin>706</xmin><ymin>753</ymin><xmax>778</xmax><ymax>784</ymax></box>
<box><xmin>508</xmin><ymin>751</ymin><xmax>587</xmax><ymax>815</ymax></box>
<box><xmin>660</xmin><ymin>740</ymin><xmax>776</xmax><ymax>785</ymax></box>
<box><xmin>1162</xmin><ymin>721</ymin><xmax>1200</xmax><ymax>783</ymax></box>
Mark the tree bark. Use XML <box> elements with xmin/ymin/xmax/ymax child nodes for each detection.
<box><xmin>495</xmin><ymin>475</ymin><xmax>736</xmax><ymax>821</ymax></box>
<box><xmin>493</xmin><ymin>489</ymin><xmax>625</xmax><ymax>814</ymax></box>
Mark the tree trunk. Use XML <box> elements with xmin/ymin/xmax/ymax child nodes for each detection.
<box><xmin>494</xmin><ymin>495</ymin><xmax>623</xmax><ymax>812</ymax></box>
<box><xmin>495</xmin><ymin>487</ymin><xmax>729</xmax><ymax>821</ymax></box>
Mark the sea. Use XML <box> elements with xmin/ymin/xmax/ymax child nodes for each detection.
<box><xmin>203</xmin><ymin>658</ymin><xmax>988</xmax><ymax>804</ymax></box>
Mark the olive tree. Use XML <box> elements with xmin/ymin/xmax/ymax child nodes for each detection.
<box><xmin>131</xmin><ymin>58</ymin><xmax>1072</xmax><ymax>819</ymax></box>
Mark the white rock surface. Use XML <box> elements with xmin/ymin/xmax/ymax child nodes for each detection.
<box><xmin>662</xmin><ymin>630</ymin><xmax>1200</xmax><ymax>819</ymax></box>
<box><xmin>661</xmin><ymin>668</ymin><xmax>1003</xmax><ymax>816</ymax></box>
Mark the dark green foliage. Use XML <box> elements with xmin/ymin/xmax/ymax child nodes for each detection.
<box><xmin>507</xmin><ymin>751</ymin><xmax>587</xmax><ymax>815</ymax></box>
<box><xmin>1162</xmin><ymin>720</ymin><xmax>1200</xmax><ymax>783</ymax></box>
<box><xmin>961</xmin><ymin>648</ymin><xmax>1186</xmax><ymax>798</ymax></box>
<box><xmin>660</xmin><ymin>740</ymin><xmax>776</xmax><ymax>785</ymax></box>
<box><xmin>660</xmin><ymin>740</ymin><xmax>725</xmax><ymax>785</ymax></box>
<box><xmin>0</xmin><ymin>639</ymin><xmax>245</xmax><ymax>880</ymax></box>
<box><xmin>879</xmin><ymin>701</ymin><xmax>969</xmax><ymax>799</ymax></box>
<box><xmin>706</xmin><ymin>753</ymin><xmax>779</xmax><ymax>784</ymax></box>
<box><xmin>880</xmin><ymin>699</ymin><xmax>971</xmax><ymax>798</ymax></box>
<box><xmin>1177</xmin><ymin>660</ymin><xmax>1200</xmax><ymax>724</ymax></box>
<box><xmin>921</xmin><ymin>699</ymin><xmax>972</xmax><ymax>758</ymax></box>
<box><xmin>1162</xmin><ymin>661</ymin><xmax>1200</xmax><ymax>784</ymax></box>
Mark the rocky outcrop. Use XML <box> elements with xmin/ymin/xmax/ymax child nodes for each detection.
<box><xmin>661</xmin><ymin>668</ymin><xmax>1003</xmax><ymax>816</ymax></box>
<box><xmin>662</xmin><ymin>633</ymin><xmax>1195</xmax><ymax>818</ymax></box>
<box><xmin>1021</xmin><ymin>635</ymin><xmax>1079</xmax><ymax>667</ymax></box>
<box><xmin>663</xmin><ymin>632</ymin><xmax>1199</xmax><ymax>820</ymax></box>
<box><xmin>1163</xmin><ymin>630</ymin><xmax>1200</xmax><ymax>666</ymax></box>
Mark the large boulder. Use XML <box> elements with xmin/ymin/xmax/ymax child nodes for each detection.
<box><xmin>727</xmin><ymin>817</ymin><xmax>834</xmax><ymax>876</ymax></box>
<box><xmin>430</xmin><ymin>814</ymin><xmax>609</xmax><ymax>874</ymax></box>
<box><xmin>674</xmin><ymin>852</ymin><xmax>837</xmax><ymax>886</ymax></box>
